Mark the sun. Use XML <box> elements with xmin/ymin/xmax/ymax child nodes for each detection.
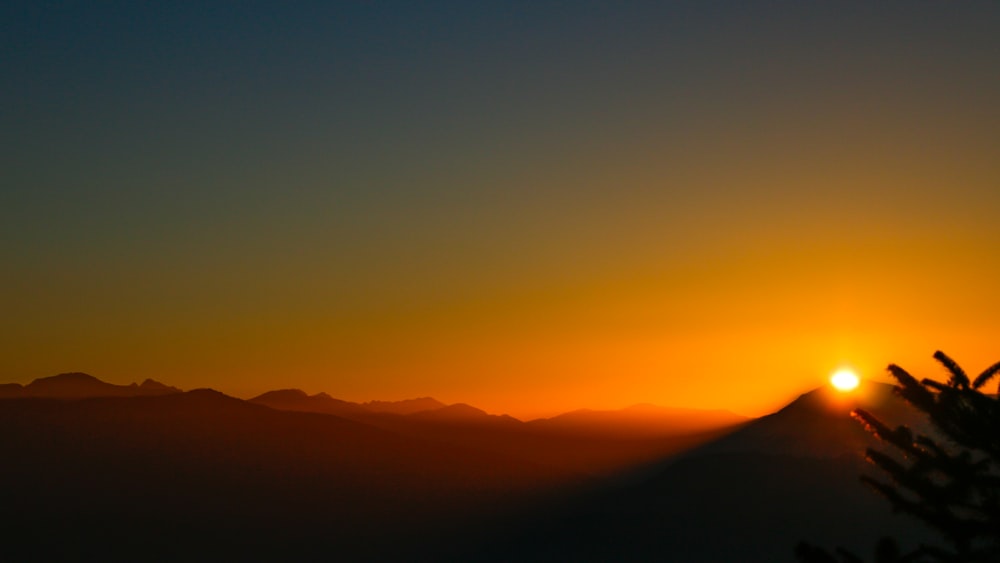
<box><xmin>830</xmin><ymin>369</ymin><xmax>860</xmax><ymax>392</ymax></box>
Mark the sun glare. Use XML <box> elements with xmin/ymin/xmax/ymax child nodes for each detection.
<box><xmin>830</xmin><ymin>369</ymin><xmax>860</xmax><ymax>392</ymax></box>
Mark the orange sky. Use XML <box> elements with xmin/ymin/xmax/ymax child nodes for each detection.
<box><xmin>3</xmin><ymin>3</ymin><xmax>999</xmax><ymax>419</ymax></box>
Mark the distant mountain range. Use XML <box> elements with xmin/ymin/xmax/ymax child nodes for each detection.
<box><xmin>1</xmin><ymin>373</ymin><xmax>746</xmax><ymax>430</ymax></box>
<box><xmin>247</xmin><ymin>383</ymin><xmax>746</xmax><ymax>476</ymax></box>
<box><xmin>0</xmin><ymin>372</ymin><xmax>748</xmax><ymax>481</ymax></box>
<box><xmin>248</xmin><ymin>386</ymin><xmax>745</xmax><ymax>431</ymax></box>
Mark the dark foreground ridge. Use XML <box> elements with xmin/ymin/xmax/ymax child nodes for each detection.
<box><xmin>0</xmin><ymin>373</ymin><xmax>741</xmax><ymax>561</ymax></box>
<box><xmin>0</xmin><ymin>387</ymin><xmax>582</xmax><ymax>562</ymax></box>
<box><xmin>0</xmin><ymin>375</ymin><xmax>939</xmax><ymax>562</ymax></box>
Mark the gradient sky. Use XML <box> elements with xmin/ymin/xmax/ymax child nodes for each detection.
<box><xmin>3</xmin><ymin>1</ymin><xmax>999</xmax><ymax>418</ymax></box>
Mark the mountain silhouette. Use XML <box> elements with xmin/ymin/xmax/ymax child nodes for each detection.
<box><xmin>0</xmin><ymin>372</ymin><xmax>181</xmax><ymax>399</ymax></box>
<box><xmin>472</xmin><ymin>381</ymin><xmax>936</xmax><ymax>562</ymax></box>
<box><xmin>691</xmin><ymin>380</ymin><xmax>928</xmax><ymax>459</ymax></box>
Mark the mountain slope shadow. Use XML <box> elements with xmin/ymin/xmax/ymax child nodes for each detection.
<box><xmin>465</xmin><ymin>382</ymin><xmax>937</xmax><ymax>563</ymax></box>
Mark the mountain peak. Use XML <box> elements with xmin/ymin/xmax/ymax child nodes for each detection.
<box><xmin>23</xmin><ymin>372</ymin><xmax>119</xmax><ymax>398</ymax></box>
<box><xmin>777</xmin><ymin>380</ymin><xmax>899</xmax><ymax>418</ymax></box>
<box><xmin>38</xmin><ymin>372</ymin><xmax>102</xmax><ymax>384</ymax></box>
<box><xmin>0</xmin><ymin>382</ymin><xmax>25</xmax><ymax>398</ymax></box>
<box><xmin>139</xmin><ymin>379</ymin><xmax>180</xmax><ymax>392</ymax></box>
<box><xmin>692</xmin><ymin>380</ymin><xmax>922</xmax><ymax>460</ymax></box>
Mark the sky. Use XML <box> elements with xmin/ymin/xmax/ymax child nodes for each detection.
<box><xmin>3</xmin><ymin>1</ymin><xmax>999</xmax><ymax>418</ymax></box>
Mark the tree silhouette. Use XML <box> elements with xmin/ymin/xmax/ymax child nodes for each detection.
<box><xmin>796</xmin><ymin>351</ymin><xmax>1000</xmax><ymax>563</ymax></box>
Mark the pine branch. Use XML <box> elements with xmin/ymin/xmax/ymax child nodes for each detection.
<box><xmin>854</xmin><ymin>411</ymin><xmax>920</xmax><ymax>456</ymax></box>
<box><xmin>797</xmin><ymin>352</ymin><xmax>1000</xmax><ymax>562</ymax></box>
<box><xmin>854</xmin><ymin>410</ymin><xmax>895</xmax><ymax>441</ymax></box>
<box><xmin>866</xmin><ymin>450</ymin><xmax>909</xmax><ymax>481</ymax></box>
<box><xmin>933</xmin><ymin>351</ymin><xmax>969</xmax><ymax>389</ymax></box>
<box><xmin>920</xmin><ymin>379</ymin><xmax>950</xmax><ymax>393</ymax></box>
<box><xmin>972</xmin><ymin>361</ymin><xmax>1000</xmax><ymax>390</ymax></box>
<box><xmin>887</xmin><ymin>365</ymin><xmax>936</xmax><ymax>412</ymax></box>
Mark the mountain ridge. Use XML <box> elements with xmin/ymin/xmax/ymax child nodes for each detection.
<box><xmin>3</xmin><ymin>373</ymin><xmax>752</xmax><ymax>426</ymax></box>
<box><xmin>0</xmin><ymin>372</ymin><xmax>182</xmax><ymax>399</ymax></box>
